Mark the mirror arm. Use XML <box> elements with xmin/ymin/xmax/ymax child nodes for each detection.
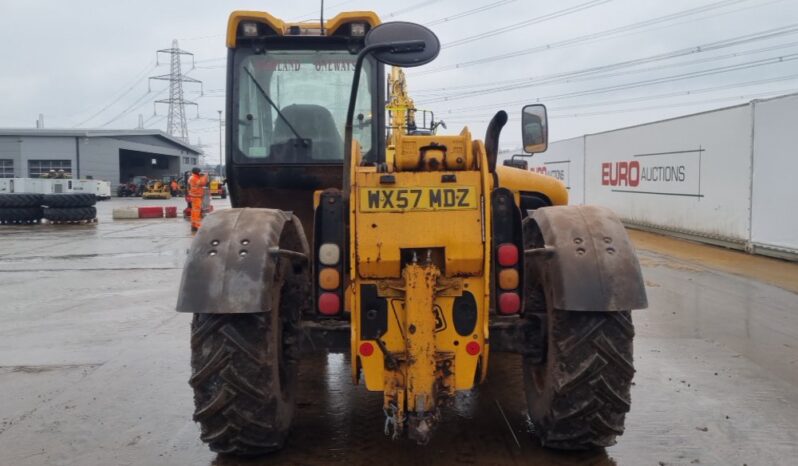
<box><xmin>342</xmin><ymin>40</ymin><xmax>426</xmax><ymax>203</ymax></box>
<box><xmin>485</xmin><ymin>110</ymin><xmax>508</xmax><ymax>173</ymax></box>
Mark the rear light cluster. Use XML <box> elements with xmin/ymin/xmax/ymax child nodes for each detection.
<box><xmin>315</xmin><ymin>190</ymin><xmax>345</xmax><ymax>316</ymax></box>
<box><xmin>318</xmin><ymin>243</ymin><xmax>342</xmax><ymax>315</ymax></box>
<box><xmin>492</xmin><ymin>189</ymin><xmax>523</xmax><ymax>315</ymax></box>
<box><xmin>496</xmin><ymin>243</ymin><xmax>521</xmax><ymax>314</ymax></box>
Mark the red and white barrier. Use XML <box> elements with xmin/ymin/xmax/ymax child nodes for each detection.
<box><xmin>112</xmin><ymin>206</ymin><xmax>179</xmax><ymax>220</ymax></box>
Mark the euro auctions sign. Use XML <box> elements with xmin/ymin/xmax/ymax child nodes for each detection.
<box><xmin>600</xmin><ymin>148</ymin><xmax>704</xmax><ymax>198</ymax></box>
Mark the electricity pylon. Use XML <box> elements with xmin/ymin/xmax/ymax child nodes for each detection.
<box><xmin>149</xmin><ymin>40</ymin><xmax>203</xmax><ymax>142</ymax></box>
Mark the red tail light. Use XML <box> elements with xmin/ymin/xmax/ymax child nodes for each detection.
<box><xmin>465</xmin><ymin>341</ymin><xmax>481</xmax><ymax>356</ymax></box>
<box><xmin>318</xmin><ymin>292</ymin><xmax>341</xmax><ymax>315</ymax></box>
<box><xmin>497</xmin><ymin>243</ymin><xmax>519</xmax><ymax>267</ymax></box>
<box><xmin>498</xmin><ymin>292</ymin><xmax>521</xmax><ymax>315</ymax></box>
<box><xmin>359</xmin><ymin>342</ymin><xmax>375</xmax><ymax>357</ymax></box>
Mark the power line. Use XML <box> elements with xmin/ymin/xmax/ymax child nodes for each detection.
<box><xmin>441</xmin><ymin>53</ymin><xmax>798</xmax><ymax>114</ymax></box>
<box><xmin>548</xmin><ymin>88</ymin><xmax>798</xmax><ymax>118</ymax></box>
<box><xmin>443</xmin><ymin>87</ymin><xmax>798</xmax><ymax>125</ymax></box>
<box><xmin>443</xmin><ymin>0</ymin><xmax>613</xmax><ymax>49</ymax></box>
<box><xmin>545</xmin><ymin>73</ymin><xmax>798</xmax><ymax>112</ymax></box>
<box><xmin>416</xmin><ymin>25</ymin><xmax>798</xmax><ymax>103</ymax></box>
<box><xmin>414</xmin><ymin>23</ymin><xmax>798</xmax><ymax>95</ymax></box>
<box><xmin>99</xmin><ymin>73</ymin><xmax>192</xmax><ymax>128</ymax></box>
<box><xmin>73</xmin><ymin>61</ymin><xmax>158</xmax><ymax>127</ymax></box>
<box><xmin>424</xmin><ymin>0</ymin><xmax>518</xmax><ymax>26</ymax></box>
<box><xmin>442</xmin><ymin>71</ymin><xmax>798</xmax><ymax>124</ymax></box>
<box><xmin>415</xmin><ymin>0</ymin><xmax>756</xmax><ymax>75</ymax></box>
<box><xmin>412</xmin><ymin>24</ymin><xmax>798</xmax><ymax>98</ymax></box>
<box><xmin>99</xmin><ymin>90</ymin><xmax>160</xmax><ymax>128</ymax></box>
<box><xmin>146</xmin><ymin>115</ymin><xmax>167</xmax><ymax>130</ymax></box>
<box><xmin>385</xmin><ymin>0</ymin><xmax>445</xmax><ymax>19</ymax></box>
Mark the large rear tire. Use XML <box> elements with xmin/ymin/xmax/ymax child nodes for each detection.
<box><xmin>523</xmin><ymin>311</ymin><xmax>634</xmax><ymax>449</ymax></box>
<box><xmin>521</xmin><ymin>214</ymin><xmax>635</xmax><ymax>450</ymax></box>
<box><xmin>189</xmin><ymin>259</ymin><xmax>302</xmax><ymax>456</ymax></box>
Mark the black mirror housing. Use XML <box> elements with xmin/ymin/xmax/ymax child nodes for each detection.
<box><xmin>522</xmin><ymin>104</ymin><xmax>548</xmax><ymax>154</ymax></box>
<box><xmin>365</xmin><ymin>21</ymin><xmax>440</xmax><ymax>67</ymax></box>
<box><xmin>503</xmin><ymin>155</ymin><xmax>529</xmax><ymax>170</ymax></box>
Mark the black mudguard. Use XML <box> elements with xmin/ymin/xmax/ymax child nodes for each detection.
<box><xmin>176</xmin><ymin>208</ymin><xmax>309</xmax><ymax>314</ymax></box>
<box><xmin>525</xmin><ymin>205</ymin><xmax>647</xmax><ymax>311</ymax></box>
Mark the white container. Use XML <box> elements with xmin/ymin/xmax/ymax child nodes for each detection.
<box><xmin>0</xmin><ymin>177</ymin><xmax>111</xmax><ymax>199</ymax></box>
<box><xmin>750</xmin><ymin>95</ymin><xmax>798</xmax><ymax>256</ymax></box>
<box><xmin>73</xmin><ymin>180</ymin><xmax>112</xmax><ymax>200</ymax></box>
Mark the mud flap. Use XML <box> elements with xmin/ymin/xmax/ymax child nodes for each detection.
<box><xmin>176</xmin><ymin>208</ymin><xmax>309</xmax><ymax>314</ymax></box>
<box><xmin>525</xmin><ymin>205</ymin><xmax>647</xmax><ymax>311</ymax></box>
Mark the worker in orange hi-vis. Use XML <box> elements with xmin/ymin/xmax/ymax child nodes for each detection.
<box><xmin>188</xmin><ymin>167</ymin><xmax>209</xmax><ymax>233</ymax></box>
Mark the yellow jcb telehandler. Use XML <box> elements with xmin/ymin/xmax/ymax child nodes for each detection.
<box><xmin>142</xmin><ymin>179</ymin><xmax>171</xmax><ymax>199</ymax></box>
<box><xmin>176</xmin><ymin>11</ymin><xmax>647</xmax><ymax>456</ymax></box>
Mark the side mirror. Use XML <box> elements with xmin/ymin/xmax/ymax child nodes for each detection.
<box><xmin>522</xmin><ymin>104</ymin><xmax>548</xmax><ymax>154</ymax></box>
<box><xmin>365</xmin><ymin>21</ymin><xmax>440</xmax><ymax>68</ymax></box>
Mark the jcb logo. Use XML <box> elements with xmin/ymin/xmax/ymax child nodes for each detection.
<box><xmin>360</xmin><ymin>187</ymin><xmax>477</xmax><ymax>212</ymax></box>
<box><xmin>392</xmin><ymin>300</ymin><xmax>447</xmax><ymax>333</ymax></box>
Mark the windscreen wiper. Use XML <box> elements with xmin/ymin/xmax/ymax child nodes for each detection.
<box><xmin>243</xmin><ymin>66</ymin><xmax>306</xmax><ymax>144</ymax></box>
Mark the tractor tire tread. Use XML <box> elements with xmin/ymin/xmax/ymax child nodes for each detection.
<box><xmin>526</xmin><ymin>311</ymin><xmax>634</xmax><ymax>450</ymax></box>
<box><xmin>42</xmin><ymin>193</ymin><xmax>97</xmax><ymax>208</ymax></box>
<box><xmin>190</xmin><ymin>313</ymin><xmax>290</xmax><ymax>456</ymax></box>
<box><xmin>0</xmin><ymin>206</ymin><xmax>43</xmax><ymax>223</ymax></box>
<box><xmin>43</xmin><ymin>207</ymin><xmax>97</xmax><ymax>222</ymax></box>
<box><xmin>0</xmin><ymin>193</ymin><xmax>44</xmax><ymax>208</ymax></box>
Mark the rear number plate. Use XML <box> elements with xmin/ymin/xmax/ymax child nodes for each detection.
<box><xmin>359</xmin><ymin>187</ymin><xmax>477</xmax><ymax>212</ymax></box>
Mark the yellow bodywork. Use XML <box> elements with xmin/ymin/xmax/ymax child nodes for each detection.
<box><xmin>347</xmin><ymin>100</ymin><xmax>564</xmax><ymax>433</ymax></box>
<box><xmin>350</xmin><ymin>124</ymin><xmax>494</xmax><ymax>436</ymax></box>
<box><xmin>226</xmin><ymin>11</ymin><xmax>381</xmax><ymax>47</ymax></box>
<box><xmin>495</xmin><ymin>164</ymin><xmax>569</xmax><ymax>206</ymax></box>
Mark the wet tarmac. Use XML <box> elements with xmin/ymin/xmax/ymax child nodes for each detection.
<box><xmin>1</xmin><ymin>198</ymin><xmax>797</xmax><ymax>465</ymax></box>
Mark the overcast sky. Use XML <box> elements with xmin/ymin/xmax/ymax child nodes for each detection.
<box><xmin>2</xmin><ymin>0</ymin><xmax>797</xmax><ymax>160</ymax></box>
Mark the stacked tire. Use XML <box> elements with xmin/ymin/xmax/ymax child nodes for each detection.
<box><xmin>0</xmin><ymin>193</ymin><xmax>44</xmax><ymax>224</ymax></box>
<box><xmin>43</xmin><ymin>193</ymin><xmax>97</xmax><ymax>223</ymax></box>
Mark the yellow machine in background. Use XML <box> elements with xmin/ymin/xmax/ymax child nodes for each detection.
<box><xmin>177</xmin><ymin>10</ymin><xmax>647</xmax><ymax>456</ymax></box>
<box><xmin>208</xmin><ymin>177</ymin><xmax>227</xmax><ymax>199</ymax></box>
<box><xmin>142</xmin><ymin>180</ymin><xmax>171</xmax><ymax>199</ymax></box>
<box><xmin>386</xmin><ymin>67</ymin><xmax>446</xmax><ymax>167</ymax></box>
<box><xmin>387</xmin><ymin>66</ymin><xmax>416</xmax><ymax>137</ymax></box>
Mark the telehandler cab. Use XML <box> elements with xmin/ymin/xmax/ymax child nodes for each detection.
<box><xmin>177</xmin><ymin>10</ymin><xmax>647</xmax><ymax>456</ymax></box>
